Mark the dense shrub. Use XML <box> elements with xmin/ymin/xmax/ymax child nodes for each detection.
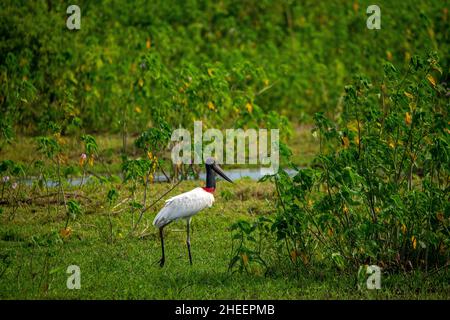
<box><xmin>0</xmin><ymin>0</ymin><xmax>448</xmax><ymax>140</ymax></box>
<box><xmin>230</xmin><ymin>53</ymin><xmax>449</xmax><ymax>273</ymax></box>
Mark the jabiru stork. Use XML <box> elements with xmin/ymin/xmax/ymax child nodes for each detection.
<box><xmin>153</xmin><ymin>158</ymin><xmax>233</xmax><ymax>267</ymax></box>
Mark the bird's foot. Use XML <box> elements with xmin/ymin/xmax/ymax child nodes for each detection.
<box><xmin>152</xmin><ymin>257</ymin><xmax>165</xmax><ymax>267</ymax></box>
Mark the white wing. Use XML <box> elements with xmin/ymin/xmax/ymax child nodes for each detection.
<box><xmin>152</xmin><ymin>187</ymin><xmax>215</xmax><ymax>228</ymax></box>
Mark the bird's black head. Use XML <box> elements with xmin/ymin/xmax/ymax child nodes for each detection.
<box><xmin>205</xmin><ymin>157</ymin><xmax>233</xmax><ymax>189</ymax></box>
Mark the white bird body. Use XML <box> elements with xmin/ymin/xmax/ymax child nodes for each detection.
<box><xmin>154</xmin><ymin>158</ymin><xmax>232</xmax><ymax>267</ymax></box>
<box><xmin>153</xmin><ymin>187</ymin><xmax>215</xmax><ymax>228</ymax></box>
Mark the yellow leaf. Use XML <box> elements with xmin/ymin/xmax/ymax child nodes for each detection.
<box><xmin>431</xmin><ymin>64</ymin><xmax>443</xmax><ymax>75</ymax></box>
<box><xmin>246</xmin><ymin>102</ymin><xmax>253</xmax><ymax>113</ymax></box>
<box><xmin>427</xmin><ymin>27</ymin><xmax>435</xmax><ymax>40</ymax></box>
<box><xmin>138</xmin><ymin>79</ymin><xmax>144</xmax><ymax>87</ymax></box>
<box><xmin>401</xmin><ymin>224</ymin><xmax>407</xmax><ymax>234</ymax></box>
<box><xmin>411</xmin><ymin>236</ymin><xmax>417</xmax><ymax>250</ymax></box>
<box><xmin>386</xmin><ymin>50</ymin><xmax>393</xmax><ymax>61</ymax></box>
<box><xmin>353</xmin><ymin>2</ymin><xmax>359</xmax><ymax>13</ymax></box>
<box><xmin>328</xmin><ymin>228</ymin><xmax>334</xmax><ymax>237</ymax></box>
<box><xmin>241</xmin><ymin>253</ymin><xmax>249</xmax><ymax>266</ymax></box>
<box><xmin>405</xmin><ymin>112</ymin><xmax>412</xmax><ymax>125</ymax></box>
<box><xmin>342</xmin><ymin>136</ymin><xmax>350</xmax><ymax>148</ymax></box>
<box><xmin>79</xmin><ymin>155</ymin><xmax>86</xmax><ymax>166</ymax></box>
<box><xmin>60</xmin><ymin>227</ymin><xmax>72</xmax><ymax>239</ymax></box>
<box><xmin>88</xmin><ymin>155</ymin><xmax>94</xmax><ymax>166</ymax></box>
<box><xmin>207</xmin><ymin>101</ymin><xmax>215</xmax><ymax>111</ymax></box>
<box><xmin>404</xmin><ymin>91</ymin><xmax>414</xmax><ymax>100</ymax></box>
<box><xmin>263</xmin><ymin>79</ymin><xmax>269</xmax><ymax>86</ymax></box>
<box><xmin>290</xmin><ymin>250</ymin><xmax>297</xmax><ymax>262</ymax></box>
<box><xmin>426</xmin><ymin>74</ymin><xmax>436</xmax><ymax>87</ymax></box>
<box><xmin>146</xmin><ymin>38</ymin><xmax>151</xmax><ymax>49</ymax></box>
<box><xmin>207</xmin><ymin>68</ymin><xmax>214</xmax><ymax>77</ymax></box>
<box><xmin>135</xmin><ymin>106</ymin><xmax>142</xmax><ymax>113</ymax></box>
<box><xmin>347</xmin><ymin>120</ymin><xmax>359</xmax><ymax>133</ymax></box>
<box><xmin>343</xmin><ymin>205</ymin><xmax>349</xmax><ymax>214</ymax></box>
<box><xmin>404</xmin><ymin>51</ymin><xmax>411</xmax><ymax>63</ymax></box>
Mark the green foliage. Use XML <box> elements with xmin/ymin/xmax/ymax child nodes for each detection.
<box><xmin>232</xmin><ymin>54</ymin><xmax>449</xmax><ymax>273</ymax></box>
<box><xmin>134</xmin><ymin>120</ymin><xmax>172</xmax><ymax>154</ymax></box>
<box><xmin>2</xmin><ymin>0</ymin><xmax>447</xmax><ymax>138</ymax></box>
<box><xmin>229</xmin><ymin>218</ymin><xmax>269</xmax><ymax>273</ymax></box>
<box><xmin>121</xmin><ymin>159</ymin><xmax>151</xmax><ymax>184</ymax></box>
<box><xmin>0</xmin><ymin>160</ymin><xmax>25</xmax><ymax>207</ymax></box>
<box><xmin>67</xmin><ymin>200</ymin><xmax>82</xmax><ymax>220</ymax></box>
<box><xmin>0</xmin><ymin>159</ymin><xmax>25</xmax><ymax>178</ymax></box>
<box><xmin>36</xmin><ymin>136</ymin><xmax>60</xmax><ymax>159</ymax></box>
<box><xmin>107</xmin><ymin>188</ymin><xmax>119</xmax><ymax>205</ymax></box>
<box><xmin>81</xmin><ymin>134</ymin><xmax>98</xmax><ymax>156</ymax></box>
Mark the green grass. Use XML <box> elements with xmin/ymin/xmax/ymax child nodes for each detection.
<box><xmin>0</xmin><ymin>134</ymin><xmax>126</xmax><ymax>176</ymax></box>
<box><xmin>0</xmin><ymin>180</ymin><xmax>448</xmax><ymax>299</ymax></box>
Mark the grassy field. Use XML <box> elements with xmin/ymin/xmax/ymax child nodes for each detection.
<box><xmin>0</xmin><ymin>179</ymin><xmax>448</xmax><ymax>299</ymax></box>
<box><xmin>0</xmin><ymin>124</ymin><xmax>448</xmax><ymax>300</ymax></box>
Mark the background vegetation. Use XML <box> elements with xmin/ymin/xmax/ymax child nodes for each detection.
<box><xmin>1</xmin><ymin>0</ymin><xmax>448</xmax><ymax>137</ymax></box>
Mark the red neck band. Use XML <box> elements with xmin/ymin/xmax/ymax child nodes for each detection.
<box><xmin>202</xmin><ymin>187</ymin><xmax>215</xmax><ymax>193</ymax></box>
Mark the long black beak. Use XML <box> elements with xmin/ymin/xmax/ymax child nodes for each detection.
<box><xmin>212</xmin><ymin>163</ymin><xmax>233</xmax><ymax>183</ymax></box>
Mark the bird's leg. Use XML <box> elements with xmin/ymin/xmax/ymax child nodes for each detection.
<box><xmin>159</xmin><ymin>227</ymin><xmax>165</xmax><ymax>267</ymax></box>
<box><xmin>186</xmin><ymin>219</ymin><xmax>193</xmax><ymax>265</ymax></box>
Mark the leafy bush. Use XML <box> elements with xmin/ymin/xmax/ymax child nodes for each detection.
<box><xmin>231</xmin><ymin>53</ymin><xmax>449</xmax><ymax>273</ymax></box>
